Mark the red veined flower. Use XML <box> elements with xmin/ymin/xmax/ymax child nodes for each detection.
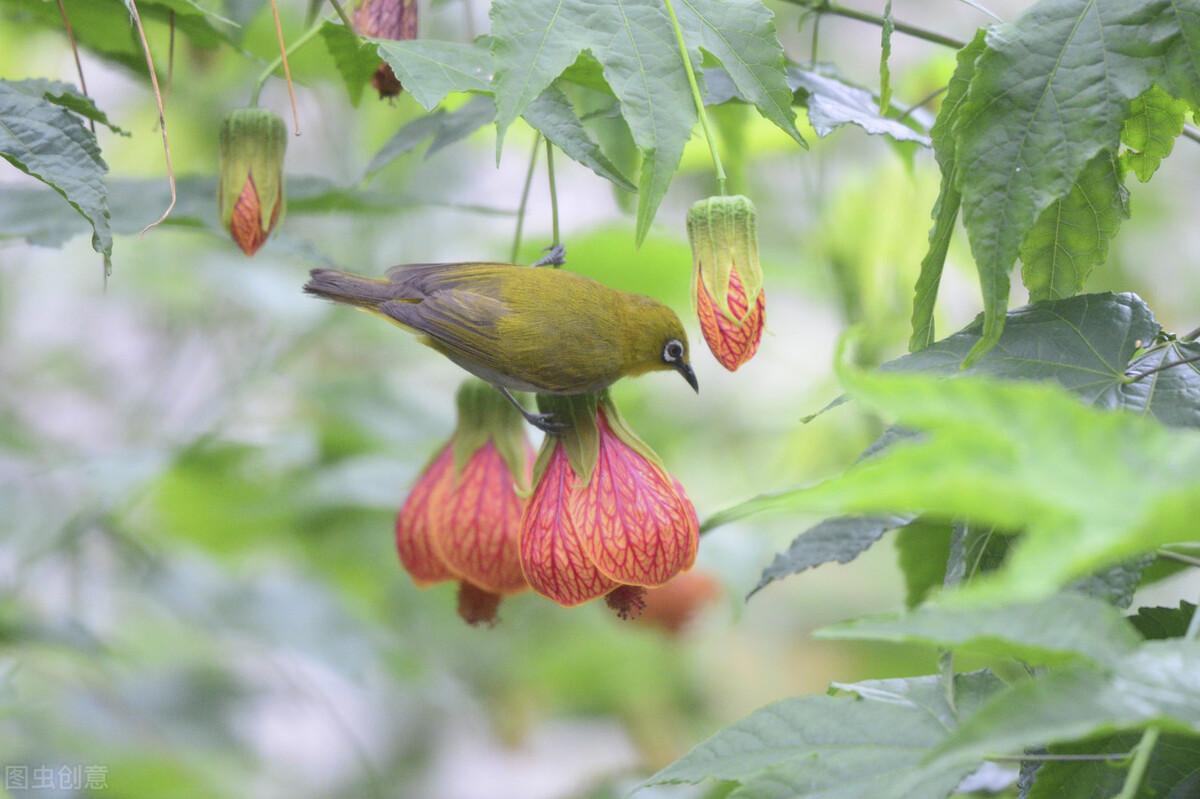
<box><xmin>688</xmin><ymin>195</ymin><xmax>766</xmax><ymax>371</ymax></box>
<box><xmin>519</xmin><ymin>393</ymin><xmax>699</xmax><ymax>615</ymax></box>
<box><xmin>395</xmin><ymin>380</ymin><xmax>533</xmax><ymax>625</ymax></box>
<box><xmin>218</xmin><ymin>108</ymin><xmax>286</xmax><ymax>256</ymax></box>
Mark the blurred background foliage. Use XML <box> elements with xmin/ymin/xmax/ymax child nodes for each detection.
<box><xmin>1</xmin><ymin>1</ymin><xmax>1198</xmax><ymax>797</ymax></box>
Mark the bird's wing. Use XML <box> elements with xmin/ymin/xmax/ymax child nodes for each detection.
<box><xmin>377</xmin><ymin>264</ymin><xmax>514</xmax><ymax>368</ymax></box>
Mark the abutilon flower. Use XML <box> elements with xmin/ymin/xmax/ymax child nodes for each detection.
<box><xmin>687</xmin><ymin>195</ymin><xmax>766</xmax><ymax>371</ymax></box>
<box><xmin>395</xmin><ymin>380</ymin><xmax>533</xmax><ymax>625</ymax></box>
<box><xmin>354</xmin><ymin>0</ymin><xmax>417</xmax><ymax>98</ymax></box>
<box><xmin>218</xmin><ymin>108</ymin><xmax>287</xmax><ymax>256</ymax></box>
<box><xmin>519</xmin><ymin>393</ymin><xmax>699</xmax><ymax>615</ymax></box>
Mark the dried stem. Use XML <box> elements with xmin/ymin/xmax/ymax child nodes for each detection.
<box><xmin>126</xmin><ymin>0</ymin><xmax>176</xmax><ymax>235</ymax></box>
<box><xmin>54</xmin><ymin>0</ymin><xmax>94</xmax><ymax>134</ymax></box>
<box><xmin>166</xmin><ymin>10</ymin><xmax>176</xmax><ymax>100</ymax></box>
<box><xmin>268</xmin><ymin>0</ymin><xmax>302</xmax><ymax>135</ymax></box>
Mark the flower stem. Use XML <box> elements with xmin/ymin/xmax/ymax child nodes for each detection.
<box><xmin>55</xmin><ymin>0</ymin><xmax>93</xmax><ymax>133</ymax></box>
<box><xmin>510</xmin><ymin>134</ymin><xmax>541</xmax><ymax>263</ymax></box>
<box><xmin>250</xmin><ymin>17</ymin><xmax>326</xmax><ymax>107</ymax></box>
<box><xmin>1114</xmin><ymin>728</ymin><xmax>1160</xmax><ymax>799</ymax></box>
<box><xmin>782</xmin><ymin>0</ymin><xmax>966</xmax><ymax>50</ymax></box>
<box><xmin>545</xmin><ymin>138</ymin><xmax>560</xmax><ymax>250</ymax></box>
<box><xmin>662</xmin><ymin>0</ymin><xmax>727</xmax><ymax>195</ymax></box>
<box><xmin>326</xmin><ymin>0</ymin><xmax>356</xmax><ymax>32</ymax></box>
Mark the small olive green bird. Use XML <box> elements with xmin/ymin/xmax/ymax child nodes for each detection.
<box><xmin>303</xmin><ymin>262</ymin><xmax>697</xmax><ymax>431</ymax></box>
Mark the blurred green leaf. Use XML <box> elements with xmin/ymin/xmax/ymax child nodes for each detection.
<box><xmin>648</xmin><ymin>671</ymin><xmax>1004</xmax><ymax>799</ymax></box>
<box><xmin>1019</xmin><ymin>152</ymin><xmax>1128</xmax><ymax>302</ymax></box>
<box><xmin>716</xmin><ymin>363</ymin><xmax>1200</xmax><ymax>603</ymax></box>
<box><xmin>817</xmin><ymin>594</ymin><xmax>1141</xmax><ymax>667</ymax></box>
<box><xmin>0</xmin><ymin>79</ymin><xmax>111</xmax><ymax>269</ymax></box>
<box><xmin>893</xmin><ymin>521</ymin><xmax>952</xmax><ymax>608</ymax></box>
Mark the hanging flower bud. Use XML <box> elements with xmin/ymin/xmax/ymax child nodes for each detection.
<box><xmin>218</xmin><ymin>108</ymin><xmax>287</xmax><ymax>256</ymax></box>
<box><xmin>519</xmin><ymin>393</ymin><xmax>699</xmax><ymax>613</ymax></box>
<box><xmin>395</xmin><ymin>379</ymin><xmax>533</xmax><ymax>625</ymax></box>
<box><xmin>354</xmin><ymin>0</ymin><xmax>417</xmax><ymax>99</ymax></box>
<box><xmin>687</xmin><ymin>195</ymin><xmax>766</xmax><ymax>371</ymax></box>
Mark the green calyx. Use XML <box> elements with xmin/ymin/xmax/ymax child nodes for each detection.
<box><xmin>218</xmin><ymin>108</ymin><xmax>287</xmax><ymax>231</ymax></box>
<box><xmin>451</xmin><ymin>380</ymin><xmax>530</xmax><ymax>490</ymax></box>
<box><xmin>530</xmin><ymin>391</ymin><xmax>668</xmax><ymax>488</ymax></box>
<box><xmin>686</xmin><ymin>194</ymin><xmax>762</xmax><ymax>319</ymax></box>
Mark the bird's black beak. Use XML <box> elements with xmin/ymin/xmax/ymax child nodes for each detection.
<box><xmin>677</xmin><ymin>362</ymin><xmax>699</xmax><ymax>393</ymax></box>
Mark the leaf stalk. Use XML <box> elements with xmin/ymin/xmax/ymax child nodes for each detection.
<box><xmin>662</xmin><ymin>0</ymin><xmax>728</xmax><ymax>195</ymax></box>
<box><xmin>782</xmin><ymin>0</ymin><xmax>967</xmax><ymax>50</ymax></box>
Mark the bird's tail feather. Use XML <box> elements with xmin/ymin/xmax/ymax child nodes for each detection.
<box><xmin>303</xmin><ymin>269</ymin><xmax>400</xmax><ymax>309</ymax></box>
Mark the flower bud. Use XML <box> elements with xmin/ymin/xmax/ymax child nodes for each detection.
<box><xmin>218</xmin><ymin>108</ymin><xmax>287</xmax><ymax>256</ymax></box>
<box><xmin>687</xmin><ymin>195</ymin><xmax>766</xmax><ymax>371</ymax></box>
<box><xmin>355</xmin><ymin>0</ymin><xmax>417</xmax><ymax>98</ymax></box>
<box><xmin>519</xmin><ymin>392</ymin><xmax>699</xmax><ymax>611</ymax></box>
<box><xmin>394</xmin><ymin>380</ymin><xmax>533</xmax><ymax>625</ymax></box>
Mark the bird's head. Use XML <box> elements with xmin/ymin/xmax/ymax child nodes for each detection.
<box><xmin>625</xmin><ymin>299</ymin><xmax>698</xmax><ymax>393</ymax></box>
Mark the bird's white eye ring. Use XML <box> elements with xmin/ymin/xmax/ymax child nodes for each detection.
<box><xmin>663</xmin><ymin>340</ymin><xmax>684</xmax><ymax>362</ymax></box>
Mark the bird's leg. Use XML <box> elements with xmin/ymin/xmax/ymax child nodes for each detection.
<box><xmin>496</xmin><ymin>386</ymin><xmax>568</xmax><ymax>434</ymax></box>
<box><xmin>533</xmin><ymin>244</ymin><xmax>566</xmax><ymax>268</ymax></box>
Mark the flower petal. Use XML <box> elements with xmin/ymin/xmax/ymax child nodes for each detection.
<box><xmin>432</xmin><ymin>441</ymin><xmax>530</xmax><ymax>595</ymax></box>
<box><xmin>519</xmin><ymin>444</ymin><xmax>616</xmax><ymax>606</ymax></box>
<box><xmin>395</xmin><ymin>445</ymin><xmax>456</xmax><ymax>586</ymax></box>
<box><xmin>572</xmin><ymin>412</ymin><xmax>699</xmax><ymax>587</ymax></box>
<box><xmin>697</xmin><ymin>264</ymin><xmax>765</xmax><ymax>371</ymax></box>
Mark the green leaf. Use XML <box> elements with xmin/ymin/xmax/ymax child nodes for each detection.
<box><xmin>321</xmin><ymin>21</ymin><xmax>380</xmax><ymax>107</ymax></box>
<box><xmin>365</xmin><ymin>111</ymin><xmax>453</xmax><ymax>175</ymax></box>
<box><xmin>1121</xmin><ymin>85</ymin><xmax>1189</xmax><ymax>183</ymax></box>
<box><xmin>894</xmin><ymin>521</ymin><xmax>953</xmax><ymax>608</ymax></box>
<box><xmin>788</xmin><ymin>68</ymin><xmax>930</xmax><ymax>145</ymax></box>
<box><xmin>522</xmin><ymin>86</ymin><xmax>637</xmax><ymax>191</ymax></box>
<box><xmin>490</xmin><ymin>0</ymin><xmax>694</xmax><ymax>244</ymax></box>
<box><xmin>426</xmin><ymin>95</ymin><xmax>498</xmax><ymax>157</ymax></box>
<box><xmin>909</xmin><ymin>31</ymin><xmax>987</xmax><ymax>351</ymax></box>
<box><xmin>0</xmin><ymin>79</ymin><xmax>111</xmax><ymax>269</ymax></box>
<box><xmin>878</xmin><ymin>0</ymin><xmax>893</xmax><ymax>114</ymax></box>
<box><xmin>719</xmin><ymin>363</ymin><xmax>1200</xmax><ymax>603</ymax></box>
<box><xmin>1019</xmin><ymin>151</ymin><xmax>1129</xmax><ymax>302</ymax></box>
<box><xmin>1027</xmin><ymin>732</ymin><xmax>1200</xmax><ymax>799</ymax></box>
<box><xmin>817</xmin><ymin>594</ymin><xmax>1142</xmax><ymax>667</ymax></box>
<box><xmin>943</xmin><ymin>523</ymin><xmax>1008</xmax><ymax>587</ymax></box>
<box><xmin>1123</xmin><ymin>339</ymin><xmax>1200</xmax><ymax>429</ymax></box>
<box><xmin>930</xmin><ymin>642</ymin><xmax>1200</xmax><ymax>771</ymax></box>
<box><xmin>952</xmin><ymin>0</ymin><xmax>1200</xmax><ymax>365</ymax></box>
<box><xmin>1069</xmin><ymin>557</ymin><xmax>1154</xmax><ymax>610</ymax></box>
<box><xmin>672</xmin><ymin>0</ymin><xmax>804</xmax><ymax>145</ymax></box>
<box><xmin>7</xmin><ymin>79</ymin><xmax>128</xmax><ymax>135</ymax></box>
<box><xmin>1129</xmin><ymin>602</ymin><xmax>1197</xmax><ymax>640</ymax></box>
<box><xmin>648</xmin><ymin>671</ymin><xmax>1005</xmax><ymax>799</ymax></box>
<box><xmin>375</xmin><ymin>39</ymin><xmax>493</xmax><ymax>111</ymax></box>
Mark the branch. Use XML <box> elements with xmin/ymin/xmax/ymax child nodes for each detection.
<box><xmin>126</xmin><ymin>0</ymin><xmax>176</xmax><ymax>237</ymax></box>
<box><xmin>781</xmin><ymin>0</ymin><xmax>967</xmax><ymax>50</ymax></box>
<box><xmin>1126</xmin><ymin>352</ymin><xmax>1200</xmax><ymax>381</ymax></box>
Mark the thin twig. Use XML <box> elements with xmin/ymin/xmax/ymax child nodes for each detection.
<box><xmin>782</xmin><ymin>0</ymin><xmax>967</xmax><ymax>50</ymax></box>
<box><xmin>545</xmin><ymin>138</ymin><xmax>560</xmax><ymax>250</ymax></box>
<box><xmin>1115</xmin><ymin>728</ymin><xmax>1161</xmax><ymax>799</ymax></box>
<box><xmin>250</xmin><ymin>18</ymin><xmax>326</xmax><ymax>107</ymax></box>
<box><xmin>54</xmin><ymin>0</ymin><xmax>94</xmax><ymax>134</ymax></box>
<box><xmin>509</xmin><ymin>134</ymin><xmax>541</xmax><ymax>263</ymax></box>
<box><xmin>326</xmin><ymin>0</ymin><xmax>358</xmax><ymax>36</ymax></box>
<box><xmin>954</xmin><ymin>0</ymin><xmax>1003</xmax><ymax>22</ymax></box>
<box><xmin>1183</xmin><ymin>125</ymin><xmax>1200</xmax><ymax>146</ymax></box>
<box><xmin>268</xmin><ymin>0</ymin><xmax>302</xmax><ymax>135</ymax></box>
<box><xmin>897</xmin><ymin>85</ymin><xmax>948</xmax><ymax>122</ymax></box>
<box><xmin>126</xmin><ymin>0</ymin><xmax>176</xmax><ymax>236</ymax></box>
<box><xmin>986</xmin><ymin>752</ymin><xmax>1131</xmax><ymax>764</ymax></box>
<box><xmin>1126</xmin><ymin>352</ymin><xmax>1200</xmax><ymax>381</ymax></box>
<box><xmin>809</xmin><ymin>11</ymin><xmax>821</xmax><ymax>67</ymax></box>
<box><xmin>1158</xmin><ymin>548</ymin><xmax>1200</xmax><ymax>569</ymax></box>
<box><xmin>1181</xmin><ymin>324</ymin><xmax>1200</xmax><ymax>341</ymax></box>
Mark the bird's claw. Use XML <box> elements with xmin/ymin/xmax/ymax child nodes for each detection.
<box><xmin>527</xmin><ymin>411</ymin><xmax>569</xmax><ymax>435</ymax></box>
<box><xmin>533</xmin><ymin>244</ymin><xmax>566</xmax><ymax>267</ymax></box>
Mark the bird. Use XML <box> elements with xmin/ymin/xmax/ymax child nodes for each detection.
<box><xmin>303</xmin><ymin>261</ymin><xmax>698</xmax><ymax>432</ymax></box>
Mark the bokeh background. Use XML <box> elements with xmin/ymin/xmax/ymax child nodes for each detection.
<box><xmin>2</xmin><ymin>1</ymin><xmax>1199</xmax><ymax>797</ymax></box>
